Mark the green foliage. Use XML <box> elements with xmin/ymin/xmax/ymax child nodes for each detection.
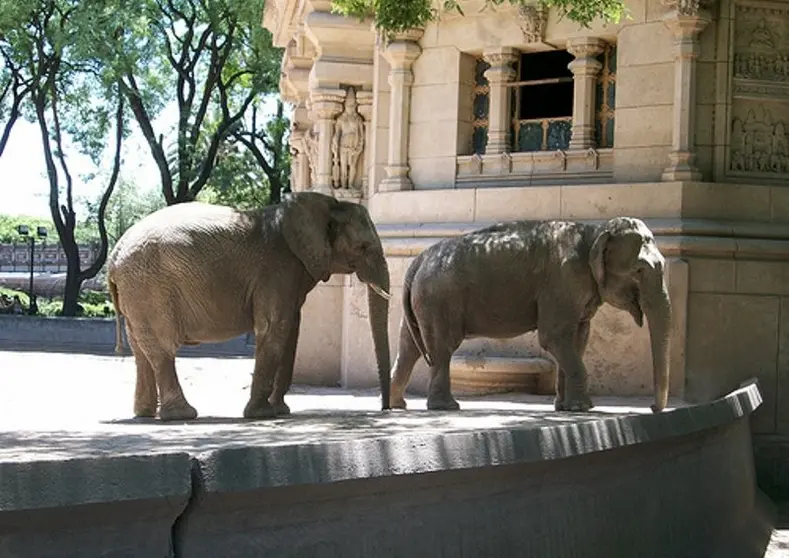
<box><xmin>331</xmin><ymin>0</ymin><xmax>627</xmax><ymax>33</ymax></box>
<box><xmin>73</xmin><ymin>0</ymin><xmax>285</xmax><ymax>205</ymax></box>
<box><xmin>199</xmin><ymin>97</ymin><xmax>291</xmax><ymax>209</ymax></box>
<box><xmin>83</xmin><ymin>177</ymin><xmax>165</xmax><ymax>247</ymax></box>
<box><xmin>0</xmin><ymin>287</ymin><xmax>113</xmax><ymax>317</ymax></box>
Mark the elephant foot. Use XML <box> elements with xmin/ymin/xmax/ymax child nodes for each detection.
<box><xmin>554</xmin><ymin>394</ymin><xmax>594</xmax><ymax>412</ymax></box>
<box><xmin>134</xmin><ymin>406</ymin><xmax>156</xmax><ymax>419</ymax></box>
<box><xmin>269</xmin><ymin>399</ymin><xmax>291</xmax><ymax>416</ymax></box>
<box><xmin>159</xmin><ymin>401</ymin><xmax>198</xmax><ymax>421</ymax></box>
<box><xmin>390</xmin><ymin>394</ymin><xmax>407</xmax><ymax>409</ymax></box>
<box><xmin>427</xmin><ymin>395</ymin><xmax>461</xmax><ymax>411</ymax></box>
<box><xmin>243</xmin><ymin>399</ymin><xmax>278</xmax><ymax>420</ymax></box>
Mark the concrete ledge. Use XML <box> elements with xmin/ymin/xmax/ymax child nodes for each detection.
<box><xmin>176</xmin><ymin>381</ymin><xmax>771</xmax><ymax>557</ymax></box>
<box><xmin>0</xmin><ymin>453</ymin><xmax>192</xmax><ymax>558</ymax></box>
<box><xmin>0</xmin><ymin>365</ymin><xmax>772</xmax><ymax>557</ymax></box>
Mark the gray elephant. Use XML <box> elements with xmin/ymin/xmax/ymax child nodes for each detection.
<box><xmin>107</xmin><ymin>192</ymin><xmax>392</xmax><ymax>421</ymax></box>
<box><xmin>390</xmin><ymin>217</ymin><xmax>671</xmax><ymax>414</ymax></box>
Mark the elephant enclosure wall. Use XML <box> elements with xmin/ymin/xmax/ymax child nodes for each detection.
<box><xmin>0</xmin><ymin>382</ymin><xmax>772</xmax><ymax>558</ymax></box>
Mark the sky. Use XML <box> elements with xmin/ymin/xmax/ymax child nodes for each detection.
<box><xmin>0</xmin><ymin>96</ymin><xmax>281</xmax><ymax>219</ymax></box>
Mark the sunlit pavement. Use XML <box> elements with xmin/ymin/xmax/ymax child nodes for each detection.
<box><xmin>0</xmin><ymin>350</ymin><xmax>786</xmax><ymax>555</ymax></box>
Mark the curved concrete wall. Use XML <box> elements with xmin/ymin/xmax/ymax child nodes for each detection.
<box><xmin>0</xmin><ymin>380</ymin><xmax>773</xmax><ymax>557</ymax></box>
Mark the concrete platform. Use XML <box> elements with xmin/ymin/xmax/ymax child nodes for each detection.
<box><xmin>0</xmin><ymin>352</ymin><xmax>778</xmax><ymax>557</ymax></box>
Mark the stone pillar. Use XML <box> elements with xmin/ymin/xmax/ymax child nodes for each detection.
<box><xmin>661</xmin><ymin>2</ymin><xmax>711</xmax><ymax>181</ymax></box>
<box><xmin>567</xmin><ymin>37</ymin><xmax>606</xmax><ymax>150</ymax></box>
<box><xmin>483</xmin><ymin>48</ymin><xmax>519</xmax><ymax>154</ymax></box>
<box><xmin>308</xmin><ymin>88</ymin><xmax>344</xmax><ymax>194</ymax></box>
<box><xmin>379</xmin><ymin>28</ymin><xmax>423</xmax><ymax>192</ymax></box>
<box><xmin>356</xmin><ymin>90</ymin><xmax>374</xmax><ymax>196</ymax></box>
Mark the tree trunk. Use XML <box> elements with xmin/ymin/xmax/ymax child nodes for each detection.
<box><xmin>60</xmin><ymin>235</ymin><xmax>82</xmax><ymax>317</ymax></box>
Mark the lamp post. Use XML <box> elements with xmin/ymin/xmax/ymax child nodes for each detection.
<box><xmin>16</xmin><ymin>224</ymin><xmax>47</xmax><ymax>315</ymax></box>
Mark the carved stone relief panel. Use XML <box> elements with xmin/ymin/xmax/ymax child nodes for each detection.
<box><xmin>727</xmin><ymin>1</ymin><xmax>789</xmax><ymax>178</ymax></box>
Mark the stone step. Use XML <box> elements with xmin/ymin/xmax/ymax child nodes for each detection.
<box><xmin>450</xmin><ymin>354</ymin><xmax>556</xmax><ymax>396</ymax></box>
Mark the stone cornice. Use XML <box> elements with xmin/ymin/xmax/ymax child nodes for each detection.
<box><xmin>263</xmin><ymin>0</ymin><xmax>305</xmax><ymax>49</ymax></box>
<box><xmin>374</xmin><ymin>218</ymin><xmax>789</xmax><ymax>260</ymax></box>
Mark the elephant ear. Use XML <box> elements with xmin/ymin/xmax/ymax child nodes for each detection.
<box><xmin>589</xmin><ymin>230</ymin><xmax>610</xmax><ymax>289</ymax></box>
<box><xmin>281</xmin><ymin>193</ymin><xmax>337</xmax><ymax>283</ymax></box>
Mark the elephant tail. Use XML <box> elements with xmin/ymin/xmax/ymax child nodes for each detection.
<box><xmin>403</xmin><ymin>257</ymin><xmax>433</xmax><ymax>367</ymax></box>
<box><xmin>108</xmin><ymin>276</ymin><xmax>124</xmax><ymax>355</ymax></box>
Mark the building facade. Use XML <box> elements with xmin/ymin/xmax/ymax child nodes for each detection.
<box><xmin>263</xmin><ymin>0</ymin><xmax>789</xmax><ymax>487</ymax></box>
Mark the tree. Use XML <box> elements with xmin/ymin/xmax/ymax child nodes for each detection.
<box><xmin>83</xmin><ymin>176</ymin><xmax>166</xmax><ymax>248</ymax></box>
<box><xmin>199</xmin><ymin>97</ymin><xmax>291</xmax><ymax>209</ymax></box>
<box><xmin>80</xmin><ymin>0</ymin><xmax>282</xmax><ymax>206</ymax></box>
<box><xmin>330</xmin><ymin>0</ymin><xmax>627</xmax><ymax>34</ymax></box>
<box><xmin>0</xmin><ymin>0</ymin><xmax>126</xmax><ymax>316</ymax></box>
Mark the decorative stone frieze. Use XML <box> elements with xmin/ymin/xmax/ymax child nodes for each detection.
<box><xmin>660</xmin><ymin>0</ymin><xmax>711</xmax><ymax>181</ymax></box>
<box><xmin>517</xmin><ymin>4</ymin><xmax>548</xmax><ymax>44</ymax></box>
<box><xmin>380</xmin><ymin>28</ymin><xmax>424</xmax><ymax>192</ymax></box>
<box><xmin>727</xmin><ymin>1</ymin><xmax>789</xmax><ymax>179</ymax></box>
<box><xmin>567</xmin><ymin>37</ymin><xmax>606</xmax><ymax>150</ymax></box>
<box><xmin>483</xmin><ymin>48</ymin><xmax>519</xmax><ymax>154</ymax></box>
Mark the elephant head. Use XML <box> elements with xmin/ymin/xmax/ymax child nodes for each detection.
<box><xmin>589</xmin><ymin>217</ymin><xmax>672</xmax><ymax>413</ymax></box>
<box><xmin>281</xmin><ymin>192</ymin><xmax>391</xmax><ymax>410</ymax></box>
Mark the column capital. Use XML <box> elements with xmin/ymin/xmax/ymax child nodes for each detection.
<box><xmin>308</xmin><ymin>88</ymin><xmax>344</xmax><ymax>120</ymax></box>
<box><xmin>483</xmin><ymin>47</ymin><xmax>519</xmax><ymax>83</ymax></box>
<box><xmin>663</xmin><ymin>12</ymin><xmax>711</xmax><ymax>43</ymax></box>
<box><xmin>566</xmin><ymin>37</ymin><xmax>606</xmax><ymax>60</ymax></box>
<box><xmin>382</xmin><ymin>28</ymin><xmax>423</xmax><ymax>69</ymax></box>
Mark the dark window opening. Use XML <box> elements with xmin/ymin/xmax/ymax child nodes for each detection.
<box><xmin>512</xmin><ymin>49</ymin><xmax>575</xmax><ymax>152</ymax></box>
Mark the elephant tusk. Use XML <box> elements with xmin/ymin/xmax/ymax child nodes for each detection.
<box><xmin>367</xmin><ymin>283</ymin><xmax>392</xmax><ymax>300</ymax></box>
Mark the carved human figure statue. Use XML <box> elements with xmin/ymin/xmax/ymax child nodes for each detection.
<box><xmin>331</xmin><ymin>87</ymin><xmax>365</xmax><ymax>190</ymax></box>
<box><xmin>304</xmin><ymin>126</ymin><xmax>319</xmax><ymax>187</ymax></box>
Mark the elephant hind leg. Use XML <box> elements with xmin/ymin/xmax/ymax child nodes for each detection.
<box><xmin>125</xmin><ymin>322</ymin><xmax>157</xmax><ymax>418</ymax></box>
<box><xmin>420</xmin><ymin>315</ymin><xmax>463</xmax><ymax>412</ymax></box>
<box><xmin>390</xmin><ymin>317</ymin><xmax>422</xmax><ymax>409</ymax></box>
<box><xmin>132</xmin><ymin>330</ymin><xmax>196</xmax><ymax>421</ymax></box>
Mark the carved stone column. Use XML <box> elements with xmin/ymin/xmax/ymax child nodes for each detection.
<box><xmin>380</xmin><ymin>28</ymin><xmax>423</xmax><ymax>192</ymax></box>
<box><xmin>661</xmin><ymin>0</ymin><xmax>711</xmax><ymax>181</ymax></box>
<box><xmin>567</xmin><ymin>37</ymin><xmax>606</xmax><ymax>150</ymax></box>
<box><xmin>356</xmin><ymin>90</ymin><xmax>374</xmax><ymax>196</ymax></box>
<box><xmin>483</xmin><ymin>48</ymin><xmax>519</xmax><ymax>154</ymax></box>
<box><xmin>308</xmin><ymin>88</ymin><xmax>345</xmax><ymax>194</ymax></box>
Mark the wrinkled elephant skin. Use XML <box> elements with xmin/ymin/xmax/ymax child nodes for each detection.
<box><xmin>107</xmin><ymin>192</ymin><xmax>391</xmax><ymax>421</ymax></box>
<box><xmin>390</xmin><ymin>217</ymin><xmax>671</xmax><ymax>414</ymax></box>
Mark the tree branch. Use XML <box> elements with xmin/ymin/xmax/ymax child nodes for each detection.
<box><xmin>120</xmin><ymin>75</ymin><xmax>175</xmax><ymax>204</ymax></box>
<box><xmin>81</xmin><ymin>90</ymin><xmax>124</xmax><ymax>280</ymax></box>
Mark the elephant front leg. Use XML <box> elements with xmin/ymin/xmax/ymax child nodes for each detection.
<box><xmin>268</xmin><ymin>313</ymin><xmax>301</xmax><ymax>417</ymax></box>
<box><xmin>545</xmin><ymin>326</ymin><xmax>593</xmax><ymax>413</ymax></box>
<box><xmin>244</xmin><ymin>321</ymin><xmax>289</xmax><ymax>419</ymax></box>
<box><xmin>554</xmin><ymin>321</ymin><xmax>590</xmax><ymax>411</ymax></box>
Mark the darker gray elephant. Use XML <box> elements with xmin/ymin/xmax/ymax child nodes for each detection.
<box><xmin>390</xmin><ymin>217</ymin><xmax>671</xmax><ymax>414</ymax></box>
<box><xmin>107</xmin><ymin>192</ymin><xmax>391</xmax><ymax>421</ymax></box>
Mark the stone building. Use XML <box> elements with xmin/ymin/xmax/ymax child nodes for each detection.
<box><xmin>263</xmin><ymin>0</ymin><xmax>789</xmax><ymax>489</ymax></box>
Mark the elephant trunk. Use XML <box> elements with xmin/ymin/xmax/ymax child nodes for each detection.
<box><xmin>357</xmin><ymin>248</ymin><xmax>392</xmax><ymax>411</ymax></box>
<box><xmin>641</xmin><ymin>266</ymin><xmax>672</xmax><ymax>413</ymax></box>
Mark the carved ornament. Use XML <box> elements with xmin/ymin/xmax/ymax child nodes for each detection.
<box><xmin>729</xmin><ymin>105</ymin><xmax>789</xmax><ymax>175</ymax></box>
<box><xmin>517</xmin><ymin>4</ymin><xmax>548</xmax><ymax>44</ymax></box>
